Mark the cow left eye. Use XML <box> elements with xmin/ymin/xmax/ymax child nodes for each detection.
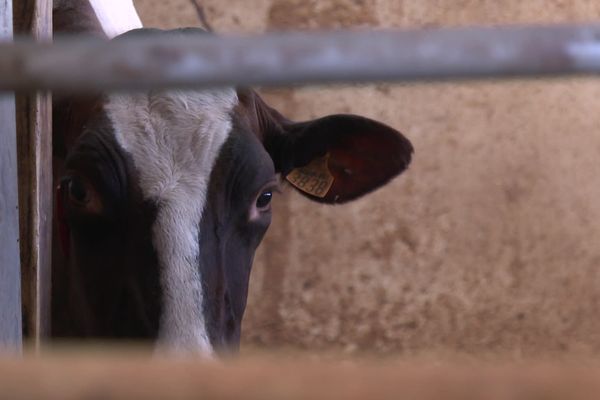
<box><xmin>256</xmin><ymin>190</ymin><xmax>272</xmax><ymax>210</ymax></box>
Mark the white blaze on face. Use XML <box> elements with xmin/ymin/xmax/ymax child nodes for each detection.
<box><xmin>88</xmin><ymin>0</ymin><xmax>143</xmax><ymax>38</ymax></box>
<box><xmin>106</xmin><ymin>89</ymin><xmax>238</xmax><ymax>355</ymax></box>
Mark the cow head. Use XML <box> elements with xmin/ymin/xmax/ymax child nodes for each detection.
<box><xmin>51</xmin><ymin>1</ymin><xmax>413</xmax><ymax>355</ymax></box>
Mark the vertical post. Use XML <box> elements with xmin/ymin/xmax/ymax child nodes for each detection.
<box><xmin>14</xmin><ymin>0</ymin><xmax>52</xmax><ymax>346</ymax></box>
<box><xmin>0</xmin><ymin>0</ymin><xmax>22</xmax><ymax>351</ymax></box>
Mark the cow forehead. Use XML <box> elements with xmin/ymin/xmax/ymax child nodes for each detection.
<box><xmin>105</xmin><ymin>89</ymin><xmax>238</xmax><ymax>354</ymax></box>
<box><xmin>106</xmin><ymin>89</ymin><xmax>238</xmax><ymax>200</ymax></box>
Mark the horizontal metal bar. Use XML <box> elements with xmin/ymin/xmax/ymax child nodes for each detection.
<box><xmin>2</xmin><ymin>23</ymin><xmax>600</xmax><ymax>92</ymax></box>
<box><xmin>2</xmin><ymin>352</ymin><xmax>600</xmax><ymax>399</ymax></box>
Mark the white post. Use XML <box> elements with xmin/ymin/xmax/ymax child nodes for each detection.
<box><xmin>88</xmin><ymin>0</ymin><xmax>143</xmax><ymax>38</ymax></box>
<box><xmin>0</xmin><ymin>0</ymin><xmax>23</xmax><ymax>352</ymax></box>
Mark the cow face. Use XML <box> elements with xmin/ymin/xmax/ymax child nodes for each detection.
<box><xmin>51</xmin><ymin>5</ymin><xmax>413</xmax><ymax>356</ymax></box>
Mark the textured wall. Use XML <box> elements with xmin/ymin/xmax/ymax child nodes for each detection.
<box><xmin>134</xmin><ymin>0</ymin><xmax>600</xmax><ymax>357</ymax></box>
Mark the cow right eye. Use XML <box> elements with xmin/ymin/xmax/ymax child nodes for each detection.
<box><xmin>60</xmin><ymin>175</ymin><xmax>103</xmax><ymax>215</ymax></box>
<box><xmin>68</xmin><ymin>178</ymin><xmax>88</xmax><ymax>206</ymax></box>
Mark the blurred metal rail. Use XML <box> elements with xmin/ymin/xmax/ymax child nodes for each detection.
<box><xmin>2</xmin><ymin>23</ymin><xmax>600</xmax><ymax>92</ymax></box>
<box><xmin>1</xmin><ymin>352</ymin><xmax>600</xmax><ymax>400</ymax></box>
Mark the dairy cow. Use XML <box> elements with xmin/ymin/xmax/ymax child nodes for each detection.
<box><xmin>50</xmin><ymin>0</ymin><xmax>413</xmax><ymax>355</ymax></box>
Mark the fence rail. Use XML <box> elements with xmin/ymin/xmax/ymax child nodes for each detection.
<box><xmin>2</xmin><ymin>23</ymin><xmax>600</xmax><ymax>92</ymax></box>
<box><xmin>0</xmin><ymin>353</ymin><xmax>600</xmax><ymax>400</ymax></box>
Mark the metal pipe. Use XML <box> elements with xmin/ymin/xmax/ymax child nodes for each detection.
<box><xmin>0</xmin><ymin>0</ymin><xmax>22</xmax><ymax>353</ymax></box>
<box><xmin>1</xmin><ymin>352</ymin><xmax>600</xmax><ymax>400</ymax></box>
<box><xmin>2</xmin><ymin>23</ymin><xmax>600</xmax><ymax>92</ymax></box>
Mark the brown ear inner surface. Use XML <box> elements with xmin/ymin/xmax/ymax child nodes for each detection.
<box><xmin>287</xmin><ymin>127</ymin><xmax>412</xmax><ymax>204</ymax></box>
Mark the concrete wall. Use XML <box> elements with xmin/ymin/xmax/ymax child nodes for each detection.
<box><xmin>134</xmin><ymin>0</ymin><xmax>600</xmax><ymax>357</ymax></box>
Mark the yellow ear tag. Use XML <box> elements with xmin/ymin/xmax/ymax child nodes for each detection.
<box><xmin>285</xmin><ymin>153</ymin><xmax>334</xmax><ymax>198</ymax></box>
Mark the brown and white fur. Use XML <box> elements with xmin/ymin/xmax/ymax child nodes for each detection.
<box><xmin>51</xmin><ymin>0</ymin><xmax>414</xmax><ymax>356</ymax></box>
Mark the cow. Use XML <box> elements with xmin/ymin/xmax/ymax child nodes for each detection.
<box><xmin>50</xmin><ymin>0</ymin><xmax>414</xmax><ymax>355</ymax></box>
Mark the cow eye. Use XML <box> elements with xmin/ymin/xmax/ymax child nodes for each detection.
<box><xmin>61</xmin><ymin>175</ymin><xmax>102</xmax><ymax>215</ymax></box>
<box><xmin>249</xmin><ymin>181</ymin><xmax>279</xmax><ymax>221</ymax></box>
<box><xmin>256</xmin><ymin>190</ymin><xmax>272</xmax><ymax>210</ymax></box>
<box><xmin>68</xmin><ymin>177</ymin><xmax>88</xmax><ymax>206</ymax></box>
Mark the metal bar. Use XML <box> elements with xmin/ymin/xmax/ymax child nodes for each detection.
<box><xmin>2</xmin><ymin>23</ymin><xmax>600</xmax><ymax>92</ymax></box>
<box><xmin>0</xmin><ymin>0</ymin><xmax>22</xmax><ymax>352</ymax></box>
<box><xmin>1</xmin><ymin>353</ymin><xmax>600</xmax><ymax>400</ymax></box>
<box><xmin>14</xmin><ymin>0</ymin><xmax>52</xmax><ymax>346</ymax></box>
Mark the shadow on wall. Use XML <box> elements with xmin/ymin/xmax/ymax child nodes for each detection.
<box><xmin>134</xmin><ymin>0</ymin><xmax>600</xmax><ymax>357</ymax></box>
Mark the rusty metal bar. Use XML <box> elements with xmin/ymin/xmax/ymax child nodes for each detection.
<box><xmin>13</xmin><ymin>0</ymin><xmax>52</xmax><ymax>347</ymax></box>
<box><xmin>1</xmin><ymin>23</ymin><xmax>600</xmax><ymax>92</ymax></box>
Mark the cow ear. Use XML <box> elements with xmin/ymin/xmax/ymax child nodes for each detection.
<box><xmin>53</xmin><ymin>0</ymin><xmax>106</xmax><ymax>37</ymax></box>
<box><xmin>275</xmin><ymin>115</ymin><xmax>413</xmax><ymax>203</ymax></box>
<box><xmin>241</xmin><ymin>89</ymin><xmax>414</xmax><ymax>204</ymax></box>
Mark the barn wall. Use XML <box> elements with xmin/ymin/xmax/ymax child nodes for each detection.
<box><xmin>134</xmin><ymin>0</ymin><xmax>600</xmax><ymax>357</ymax></box>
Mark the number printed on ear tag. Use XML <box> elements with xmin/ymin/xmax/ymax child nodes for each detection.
<box><xmin>286</xmin><ymin>153</ymin><xmax>334</xmax><ymax>198</ymax></box>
